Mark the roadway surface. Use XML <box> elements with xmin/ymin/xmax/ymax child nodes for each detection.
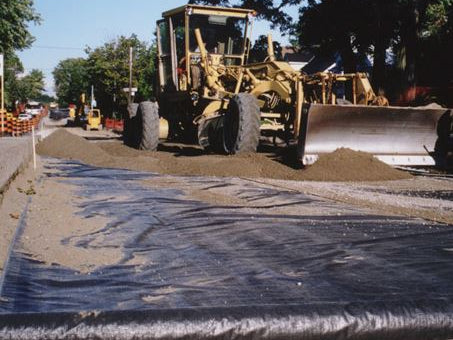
<box><xmin>0</xmin><ymin>153</ymin><xmax>452</xmax><ymax>339</ymax></box>
<box><xmin>0</xmin><ymin>124</ymin><xmax>453</xmax><ymax>339</ymax></box>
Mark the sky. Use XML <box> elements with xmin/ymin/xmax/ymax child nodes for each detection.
<box><xmin>17</xmin><ymin>0</ymin><xmax>299</xmax><ymax>96</ymax></box>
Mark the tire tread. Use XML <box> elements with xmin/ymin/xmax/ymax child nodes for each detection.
<box><xmin>139</xmin><ymin>101</ymin><xmax>159</xmax><ymax>151</ymax></box>
<box><xmin>224</xmin><ymin>93</ymin><xmax>260</xmax><ymax>154</ymax></box>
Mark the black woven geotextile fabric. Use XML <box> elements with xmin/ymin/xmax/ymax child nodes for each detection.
<box><xmin>1</xmin><ymin>159</ymin><xmax>453</xmax><ymax>339</ymax></box>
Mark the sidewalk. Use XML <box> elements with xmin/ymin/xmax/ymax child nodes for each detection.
<box><xmin>0</xmin><ymin>116</ymin><xmax>59</xmax><ymax>195</ymax></box>
<box><xmin>0</xmin><ymin>137</ymin><xmax>33</xmax><ymax>195</ymax></box>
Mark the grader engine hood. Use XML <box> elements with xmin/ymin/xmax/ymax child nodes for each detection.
<box><xmin>298</xmin><ymin>104</ymin><xmax>451</xmax><ymax>166</ymax></box>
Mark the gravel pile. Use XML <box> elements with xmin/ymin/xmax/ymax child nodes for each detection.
<box><xmin>36</xmin><ymin>129</ymin><xmax>112</xmax><ymax>166</ymax></box>
<box><xmin>37</xmin><ymin>129</ymin><xmax>411</xmax><ymax>182</ymax></box>
<box><xmin>298</xmin><ymin>148</ymin><xmax>412</xmax><ymax>181</ymax></box>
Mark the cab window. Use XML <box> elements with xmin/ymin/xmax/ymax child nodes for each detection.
<box><xmin>188</xmin><ymin>14</ymin><xmax>246</xmax><ymax>56</ymax></box>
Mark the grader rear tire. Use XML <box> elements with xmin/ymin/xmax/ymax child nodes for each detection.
<box><xmin>223</xmin><ymin>93</ymin><xmax>260</xmax><ymax>154</ymax></box>
<box><xmin>139</xmin><ymin>101</ymin><xmax>159</xmax><ymax>151</ymax></box>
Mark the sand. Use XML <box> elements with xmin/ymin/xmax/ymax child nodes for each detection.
<box><xmin>0</xmin><ymin>162</ymin><xmax>37</xmax><ymax>277</ymax></box>
<box><xmin>36</xmin><ymin>129</ymin><xmax>113</xmax><ymax>166</ymax></box>
<box><xmin>21</xmin><ymin>178</ymin><xmax>123</xmax><ymax>273</ymax></box>
<box><xmin>299</xmin><ymin>148</ymin><xmax>412</xmax><ymax>181</ymax></box>
<box><xmin>0</xmin><ymin>130</ymin><xmax>448</xmax><ymax>277</ymax></box>
<box><xmin>0</xmin><ymin>157</ymin><xmax>123</xmax><ymax>276</ymax></box>
<box><xmin>37</xmin><ymin>129</ymin><xmax>411</xmax><ymax>182</ymax></box>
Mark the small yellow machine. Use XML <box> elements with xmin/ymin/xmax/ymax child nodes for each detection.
<box><xmin>85</xmin><ymin>109</ymin><xmax>102</xmax><ymax>131</ymax></box>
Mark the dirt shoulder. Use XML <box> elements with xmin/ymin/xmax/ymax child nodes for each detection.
<box><xmin>0</xmin><ymin>157</ymin><xmax>122</xmax><ymax>276</ymax></box>
<box><xmin>0</xmin><ymin>161</ymin><xmax>39</xmax><ymax>277</ymax></box>
<box><xmin>19</xmin><ymin>174</ymin><xmax>122</xmax><ymax>274</ymax></box>
<box><xmin>258</xmin><ymin>177</ymin><xmax>453</xmax><ymax>224</ymax></box>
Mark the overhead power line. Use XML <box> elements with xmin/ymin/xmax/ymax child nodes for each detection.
<box><xmin>22</xmin><ymin>68</ymin><xmax>55</xmax><ymax>71</ymax></box>
<box><xmin>33</xmin><ymin>45</ymin><xmax>85</xmax><ymax>51</ymax></box>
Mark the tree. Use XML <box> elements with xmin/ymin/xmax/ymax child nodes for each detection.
<box><xmin>189</xmin><ymin>0</ymin><xmax>453</xmax><ymax>101</ymax></box>
<box><xmin>190</xmin><ymin>0</ymin><xmax>359</xmax><ymax>72</ymax></box>
<box><xmin>249</xmin><ymin>35</ymin><xmax>283</xmax><ymax>63</ymax></box>
<box><xmin>0</xmin><ymin>0</ymin><xmax>41</xmax><ymax>108</ymax></box>
<box><xmin>189</xmin><ymin>0</ymin><xmax>296</xmax><ymax>32</ymax></box>
<box><xmin>134</xmin><ymin>44</ymin><xmax>157</xmax><ymax>103</ymax></box>
<box><xmin>298</xmin><ymin>0</ymin><xmax>453</xmax><ymax>97</ymax></box>
<box><xmin>296</xmin><ymin>0</ymin><xmax>363</xmax><ymax>74</ymax></box>
<box><xmin>423</xmin><ymin>0</ymin><xmax>453</xmax><ymax>87</ymax></box>
<box><xmin>84</xmin><ymin>35</ymin><xmax>156</xmax><ymax>117</ymax></box>
<box><xmin>296</xmin><ymin>0</ymin><xmax>397</xmax><ymax>91</ymax></box>
<box><xmin>0</xmin><ymin>0</ymin><xmax>41</xmax><ymax>54</ymax></box>
<box><xmin>11</xmin><ymin>69</ymin><xmax>45</xmax><ymax>103</ymax></box>
<box><xmin>394</xmin><ymin>0</ymin><xmax>452</xmax><ymax>99</ymax></box>
<box><xmin>3</xmin><ymin>52</ymin><xmax>25</xmax><ymax>108</ymax></box>
<box><xmin>3</xmin><ymin>57</ymin><xmax>45</xmax><ymax>105</ymax></box>
<box><xmin>52</xmin><ymin>36</ymin><xmax>156</xmax><ymax>116</ymax></box>
<box><xmin>35</xmin><ymin>93</ymin><xmax>56</xmax><ymax>104</ymax></box>
<box><xmin>53</xmin><ymin>58</ymin><xmax>90</xmax><ymax>106</ymax></box>
<box><xmin>355</xmin><ymin>1</ymin><xmax>399</xmax><ymax>92</ymax></box>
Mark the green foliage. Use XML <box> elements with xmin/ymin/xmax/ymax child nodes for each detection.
<box><xmin>15</xmin><ymin>69</ymin><xmax>45</xmax><ymax>102</ymax></box>
<box><xmin>35</xmin><ymin>93</ymin><xmax>56</xmax><ymax>104</ymax></box>
<box><xmin>249</xmin><ymin>35</ymin><xmax>283</xmax><ymax>63</ymax></box>
<box><xmin>3</xmin><ymin>52</ymin><xmax>25</xmax><ymax>108</ymax></box>
<box><xmin>415</xmin><ymin>0</ymin><xmax>453</xmax><ymax>89</ymax></box>
<box><xmin>0</xmin><ymin>0</ymin><xmax>41</xmax><ymax>107</ymax></box>
<box><xmin>296</xmin><ymin>0</ymin><xmax>453</xmax><ymax>94</ymax></box>
<box><xmin>3</xmin><ymin>55</ymin><xmax>44</xmax><ymax>106</ymax></box>
<box><xmin>135</xmin><ymin>44</ymin><xmax>157</xmax><ymax>102</ymax></box>
<box><xmin>423</xmin><ymin>0</ymin><xmax>453</xmax><ymax>37</ymax></box>
<box><xmin>0</xmin><ymin>0</ymin><xmax>41</xmax><ymax>54</ymax></box>
<box><xmin>84</xmin><ymin>35</ymin><xmax>156</xmax><ymax>116</ymax></box>
<box><xmin>189</xmin><ymin>0</ymin><xmax>296</xmax><ymax>32</ymax></box>
<box><xmin>53</xmin><ymin>58</ymin><xmax>89</xmax><ymax>107</ymax></box>
<box><xmin>52</xmin><ymin>36</ymin><xmax>156</xmax><ymax>115</ymax></box>
<box><xmin>5</xmin><ymin>67</ymin><xmax>44</xmax><ymax>105</ymax></box>
<box><xmin>189</xmin><ymin>0</ymin><xmax>453</xmax><ymax>98</ymax></box>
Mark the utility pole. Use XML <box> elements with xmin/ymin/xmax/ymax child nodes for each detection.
<box><xmin>128</xmin><ymin>46</ymin><xmax>133</xmax><ymax>105</ymax></box>
<box><xmin>123</xmin><ymin>47</ymin><xmax>136</xmax><ymax>108</ymax></box>
<box><xmin>91</xmin><ymin>85</ymin><xmax>95</xmax><ymax>109</ymax></box>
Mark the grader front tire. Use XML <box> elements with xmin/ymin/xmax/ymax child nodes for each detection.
<box><xmin>139</xmin><ymin>101</ymin><xmax>160</xmax><ymax>151</ymax></box>
<box><xmin>223</xmin><ymin>93</ymin><xmax>260</xmax><ymax>154</ymax></box>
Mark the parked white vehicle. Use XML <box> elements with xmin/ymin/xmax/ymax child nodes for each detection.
<box><xmin>18</xmin><ymin>113</ymin><xmax>32</xmax><ymax>121</ymax></box>
<box><xmin>25</xmin><ymin>101</ymin><xmax>42</xmax><ymax>116</ymax></box>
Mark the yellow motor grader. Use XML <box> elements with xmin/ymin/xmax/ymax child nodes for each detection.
<box><xmin>130</xmin><ymin>4</ymin><xmax>451</xmax><ymax>166</ymax></box>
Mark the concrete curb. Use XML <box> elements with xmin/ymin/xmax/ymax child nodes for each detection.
<box><xmin>0</xmin><ymin>137</ymin><xmax>33</xmax><ymax>198</ymax></box>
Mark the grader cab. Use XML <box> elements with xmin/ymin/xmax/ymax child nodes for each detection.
<box><xmin>154</xmin><ymin>5</ymin><xmax>258</xmax><ymax>151</ymax></box>
<box><xmin>129</xmin><ymin>4</ymin><xmax>451</xmax><ymax>167</ymax></box>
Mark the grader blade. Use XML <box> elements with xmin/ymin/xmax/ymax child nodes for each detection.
<box><xmin>298</xmin><ymin>104</ymin><xmax>451</xmax><ymax>166</ymax></box>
